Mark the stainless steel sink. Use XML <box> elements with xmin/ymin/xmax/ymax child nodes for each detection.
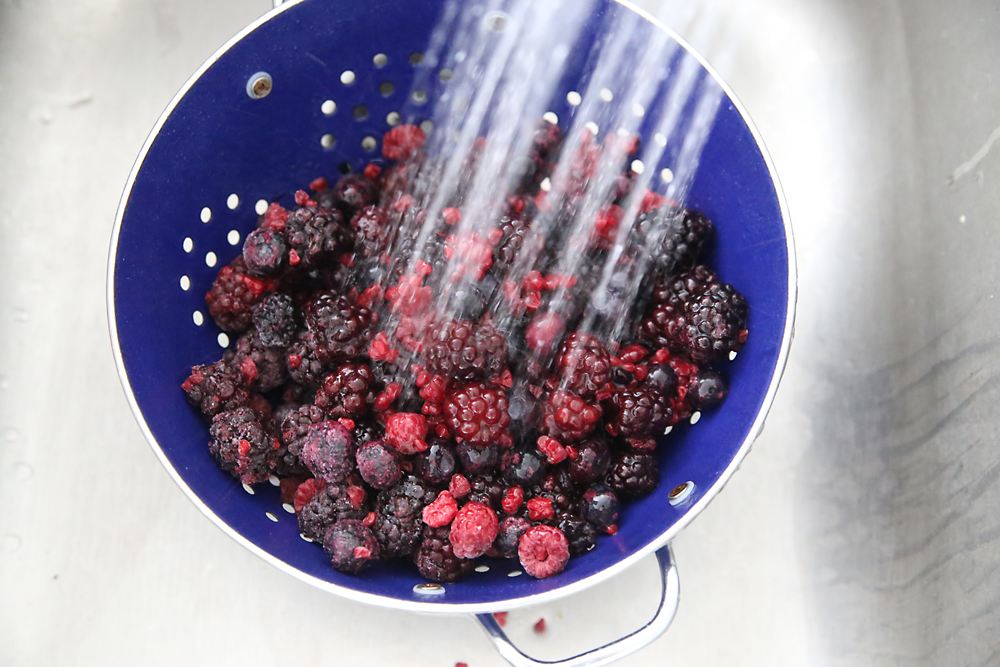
<box><xmin>1</xmin><ymin>0</ymin><xmax>998</xmax><ymax>664</ymax></box>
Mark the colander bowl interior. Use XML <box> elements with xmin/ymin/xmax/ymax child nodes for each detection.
<box><xmin>108</xmin><ymin>0</ymin><xmax>794</xmax><ymax>613</ymax></box>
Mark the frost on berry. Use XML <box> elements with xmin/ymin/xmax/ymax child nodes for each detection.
<box><xmin>449</xmin><ymin>501</ymin><xmax>499</xmax><ymax>559</ymax></box>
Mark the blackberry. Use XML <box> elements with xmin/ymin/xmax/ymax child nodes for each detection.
<box><xmin>689</xmin><ymin>369</ymin><xmax>728</xmax><ymax>409</ymax></box>
<box><xmin>226</xmin><ymin>331</ymin><xmax>287</xmax><ymax>392</ymax></box>
<box><xmin>208</xmin><ymin>407</ymin><xmax>276</xmax><ymax>485</ymax></box>
<box><xmin>494</xmin><ymin>209</ymin><xmax>534</xmax><ymax>269</ymax></box>
<box><xmin>501</xmin><ymin>448</ymin><xmax>548</xmax><ymax>488</ymax></box>
<box><xmin>242</xmin><ymin>228</ymin><xmax>288</xmax><ymax>277</ymax></box>
<box><xmin>608</xmin><ymin>451</ymin><xmax>659</xmax><ymax>499</ymax></box>
<box><xmin>182</xmin><ymin>360</ymin><xmax>250</xmax><ymax>418</ymax></box>
<box><xmin>582</xmin><ymin>484</ymin><xmax>619</xmax><ymax>531</ymax></box>
<box><xmin>557</xmin><ymin>514</ymin><xmax>596</xmax><ymax>556</ymax></box>
<box><xmin>423</xmin><ymin>320</ymin><xmax>507</xmax><ymax>382</ymax></box>
<box><xmin>351</xmin><ymin>419</ymin><xmax>386</xmax><ymax>448</ymax></box>
<box><xmin>490</xmin><ymin>517</ymin><xmax>531</xmax><ymax>559</ymax></box>
<box><xmin>413</xmin><ymin>525</ymin><xmax>475</xmax><ymax>583</ymax></box>
<box><xmin>350</xmin><ymin>205</ymin><xmax>390</xmax><ymax>259</ymax></box>
<box><xmin>298</xmin><ymin>421</ymin><xmax>355</xmax><ymax>483</ymax></box>
<box><xmin>540</xmin><ymin>389</ymin><xmax>602</xmax><ymax>443</ymax></box>
<box><xmin>324</xmin><ymin>174</ymin><xmax>378</xmax><ymax>218</ymax></box>
<box><xmin>356</xmin><ymin>439</ymin><xmax>402</xmax><ymax>489</ymax></box>
<box><xmin>530</xmin><ymin>469</ymin><xmax>580</xmax><ymax>515</ymax></box>
<box><xmin>279</xmin><ymin>403</ymin><xmax>326</xmax><ymax>455</ymax></box>
<box><xmin>635</xmin><ymin>206</ymin><xmax>714</xmax><ymax>278</ymax></box>
<box><xmin>567</xmin><ymin>434</ymin><xmax>611</xmax><ymax>484</ymax></box>
<box><xmin>456</xmin><ymin>440</ymin><xmax>500</xmax><ymax>475</ymax></box>
<box><xmin>323</xmin><ymin>519</ymin><xmax>380</xmax><ymax>574</ymax></box>
<box><xmin>609</xmin><ymin>389</ymin><xmax>673</xmax><ymax>439</ymax></box>
<box><xmin>443</xmin><ymin>382</ymin><xmax>511</xmax><ymax>448</ymax></box>
<box><xmin>440</xmin><ymin>273</ymin><xmax>498</xmax><ymax>321</ymax></box>
<box><xmin>298</xmin><ymin>482</ymin><xmax>366</xmax><ymax>542</ymax></box>
<box><xmin>414</xmin><ymin>438</ymin><xmax>457</xmax><ymax>486</ymax></box>
<box><xmin>467</xmin><ymin>475</ymin><xmax>506</xmax><ymax>511</ymax></box>
<box><xmin>373</xmin><ymin>476</ymin><xmax>437</xmax><ymax>558</ymax></box>
<box><xmin>252</xmin><ymin>293</ymin><xmax>299</xmax><ymax>348</ymax></box>
<box><xmin>284</xmin><ymin>205</ymin><xmax>348</xmax><ymax>269</ymax></box>
<box><xmin>643</xmin><ymin>363</ymin><xmax>678</xmax><ymax>395</ymax></box>
<box><xmin>205</xmin><ymin>256</ymin><xmax>268</xmax><ymax>332</ymax></box>
<box><xmin>555</xmin><ymin>333</ymin><xmax>612</xmax><ymax>398</ymax></box>
<box><xmin>314</xmin><ymin>364</ymin><xmax>374</xmax><ymax>417</ymax></box>
<box><xmin>305</xmin><ymin>292</ymin><xmax>374</xmax><ymax>360</ymax></box>
<box><xmin>286</xmin><ymin>330</ymin><xmax>332</xmax><ymax>387</ymax></box>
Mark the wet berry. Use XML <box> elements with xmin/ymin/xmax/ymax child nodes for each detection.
<box><xmin>298</xmin><ymin>421</ymin><xmax>355</xmax><ymax>483</ymax></box>
<box><xmin>583</xmin><ymin>485</ymin><xmax>619</xmax><ymax>531</ymax></box>
<box><xmin>298</xmin><ymin>482</ymin><xmax>366</xmax><ymax>541</ymax></box>
<box><xmin>284</xmin><ymin>205</ymin><xmax>348</xmax><ymax>270</ymax></box>
<box><xmin>444</xmin><ymin>382</ymin><xmax>511</xmax><ymax>448</ymax></box>
<box><xmin>314</xmin><ymin>363</ymin><xmax>374</xmax><ymax>417</ymax></box>
<box><xmin>449</xmin><ymin>501</ymin><xmax>499</xmax><ymax>559</ymax></box>
<box><xmin>208</xmin><ymin>407</ymin><xmax>276</xmax><ymax>485</ymax></box>
<box><xmin>567</xmin><ymin>434</ymin><xmax>611</xmax><ymax>484</ymax></box>
<box><xmin>540</xmin><ymin>389</ymin><xmax>602</xmax><ymax>443</ymax></box>
<box><xmin>382</xmin><ymin>124</ymin><xmax>426</xmax><ymax>161</ymax></box>
<box><xmin>384</xmin><ymin>412</ymin><xmax>429</xmax><ymax>454</ymax></box>
<box><xmin>355</xmin><ymin>439</ymin><xmax>401</xmax><ymax>489</ymax></box>
<box><xmin>608</xmin><ymin>451</ymin><xmax>659</xmax><ymax>499</ymax></box>
<box><xmin>304</xmin><ymin>292</ymin><xmax>374</xmax><ymax>359</ymax></box>
<box><xmin>415</xmin><ymin>438</ymin><xmax>457</xmax><ymax>486</ymax></box>
<box><xmin>424</xmin><ymin>320</ymin><xmax>508</xmax><ymax>382</ymax></box>
<box><xmin>555</xmin><ymin>333</ymin><xmax>612</xmax><ymax>398</ymax></box>
<box><xmin>252</xmin><ymin>293</ymin><xmax>299</xmax><ymax>348</ymax></box>
<box><xmin>518</xmin><ymin>525</ymin><xmax>570</xmax><ymax>578</ymax></box>
<box><xmin>689</xmin><ymin>369</ymin><xmax>728</xmax><ymax>409</ymax></box>
<box><xmin>242</xmin><ymin>228</ymin><xmax>287</xmax><ymax>277</ymax></box>
<box><xmin>501</xmin><ymin>448</ymin><xmax>548</xmax><ymax>487</ymax></box>
<box><xmin>323</xmin><ymin>519</ymin><xmax>380</xmax><ymax>574</ymax></box>
<box><xmin>373</xmin><ymin>476</ymin><xmax>437</xmax><ymax>558</ymax></box>
<box><xmin>608</xmin><ymin>389</ymin><xmax>672</xmax><ymax>439</ymax></box>
<box><xmin>456</xmin><ymin>440</ymin><xmax>500</xmax><ymax>475</ymax></box>
<box><xmin>490</xmin><ymin>517</ymin><xmax>531</xmax><ymax>558</ymax></box>
<box><xmin>557</xmin><ymin>514</ymin><xmax>596</xmax><ymax>556</ymax></box>
<box><xmin>422</xmin><ymin>490</ymin><xmax>459</xmax><ymax>527</ymax></box>
<box><xmin>414</xmin><ymin>525</ymin><xmax>475</xmax><ymax>583</ymax></box>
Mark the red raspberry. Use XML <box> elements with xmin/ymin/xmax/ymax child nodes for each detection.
<box><xmin>527</xmin><ymin>497</ymin><xmax>554</xmax><ymax>521</ymax></box>
<box><xmin>384</xmin><ymin>413</ymin><xmax>429</xmax><ymax>454</ymax></box>
<box><xmin>525</xmin><ymin>312</ymin><xmax>566</xmax><ymax>357</ymax></box>
<box><xmin>444</xmin><ymin>382</ymin><xmax>511</xmax><ymax>448</ymax></box>
<box><xmin>518</xmin><ymin>525</ymin><xmax>570</xmax><ymax>579</ymax></box>
<box><xmin>422</xmin><ymin>490</ymin><xmax>459</xmax><ymax>527</ymax></box>
<box><xmin>382</xmin><ymin>124</ymin><xmax>426</xmax><ymax>161</ymax></box>
<box><xmin>449</xmin><ymin>501</ymin><xmax>499</xmax><ymax>559</ymax></box>
<box><xmin>536</xmin><ymin>435</ymin><xmax>569</xmax><ymax>464</ymax></box>
<box><xmin>450</xmin><ymin>474</ymin><xmax>471</xmax><ymax>498</ymax></box>
<box><xmin>293</xmin><ymin>478</ymin><xmax>327</xmax><ymax>513</ymax></box>
<box><xmin>541</xmin><ymin>390</ymin><xmax>603</xmax><ymax>443</ymax></box>
<box><xmin>501</xmin><ymin>487</ymin><xmax>524</xmax><ymax>515</ymax></box>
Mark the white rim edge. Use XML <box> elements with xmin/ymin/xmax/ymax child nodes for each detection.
<box><xmin>106</xmin><ymin>0</ymin><xmax>797</xmax><ymax>616</ymax></box>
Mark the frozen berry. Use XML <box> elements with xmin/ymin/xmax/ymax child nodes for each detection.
<box><xmin>636</xmin><ymin>206</ymin><xmax>714</xmax><ymax>278</ymax></box>
<box><xmin>608</xmin><ymin>451</ymin><xmax>659</xmax><ymax>499</ymax></box>
<box><xmin>242</xmin><ymin>228</ymin><xmax>287</xmax><ymax>276</ymax></box>
<box><xmin>518</xmin><ymin>525</ymin><xmax>570</xmax><ymax>578</ymax></box>
<box><xmin>414</xmin><ymin>525</ymin><xmax>475</xmax><ymax>583</ymax></box>
<box><xmin>540</xmin><ymin>389</ymin><xmax>602</xmax><ymax>443</ymax></box>
<box><xmin>527</xmin><ymin>497</ymin><xmax>554</xmax><ymax>521</ymax></box>
<box><xmin>182</xmin><ymin>360</ymin><xmax>250</xmax><ymax>418</ymax></box>
<box><xmin>205</xmin><ymin>256</ymin><xmax>268</xmax><ymax>332</ymax></box>
<box><xmin>284</xmin><ymin>205</ymin><xmax>348</xmax><ymax>269</ymax></box>
<box><xmin>208</xmin><ymin>407</ymin><xmax>276</xmax><ymax>485</ymax></box>
<box><xmin>314</xmin><ymin>364</ymin><xmax>374</xmax><ymax>417</ymax></box>
<box><xmin>444</xmin><ymin>382</ymin><xmax>511</xmax><ymax>448</ymax></box>
<box><xmin>501</xmin><ymin>448</ymin><xmax>548</xmax><ymax>487</ymax></box>
<box><xmin>567</xmin><ymin>435</ymin><xmax>611</xmax><ymax>484</ymax></box>
<box><xmin>643</xmin><ymin>363</ymin><xmax>678</xmax><ymax>395</ymax></box>
<box><xmin>356</xmin><ymin>439</ymin><xmax>401</xmax><ymax>489</ymax></box>
<box><xmin>608</xmin><ymin>389</ymin><xmax>672</xmax><ymax>439</ymax></box>
<box><xmin>449</xmin><ymin>501</ymin><xmax>499</xmax><ymax>559</ymax></box>
<box><xmin>689</xmin><ymin>369</ymin><xmax>728</xmax><ymax>409</ymax></box>
<box><xmin>298</xmin><ymin>421</ymin><xmax>355</xmax><ymax>483</ymax></box>
<box><xmin>327</xmin><ymin>173</ymin><xmax>379</xmax><ymax>218</ymax></box>
<box><xmin>422</xmin><ymin>490</ymin><xmax>459</xmax><ymax>527</ymax></box>
<box><xmin>252</xmin><ymin>293</ymin><xmax>298</xmax><ymax>348</ymax></box>
<box><xmin>467</xmin><ymin>475</ymin><xmax>505</xmax><ymax>510</ymax></box>
<box><xmin>350</xmin><ymin>205</ymin><xmax>391</xmax><ymax>259</ymax></box>
<box><xmin>490</xmin><ymin>517</ymin><xmax>531</xmax><ymax>559</ymax></box>
<box><xmin>555</xmin><ymin>333</ymin><xmax>612</xmax><ymax>398</ymax></box>
<box><xmin>373</xmin><ymin>476</ymin><xmax>437</xmax><ymax>558</ymax></box>
<box><xmin>557</xmin><ymin>515</ymin><xmax>596</xmax><ymax>556</ymax></box>
<box><xmin>305</xmin><ymin>292</ymin><xmax>374</xmax><ymax>359</ymax></box>
<box><xmin>583</xmin><ymin>484</ymin><xmax>619</xmax><ymax>531</ymax></box>
<box><xmin>525</xmin><ymin>312</ymin><xmax>566</xmax><ymax>357</ymax></box>
<box><xmin>424</xmin><ymin>320</ymin><xmax>508</xmax><ymax>382</ymax></box>
<box><xmin>456</xmin><ymin>440</ymin><xmax>500</xmax><ymax>475</ymax></box>
<box><xmin>299</xmin><ymin>482</ymin><xmax>366</xmax><ymax>541</ymax></box>
<box><xmin>227</xmin><ymin>331</ymin><xmax>287</xmax><ymax>392</ymax></box>
<box><xmin>286</xmin><ymin>330</ymin><xmax>333</xmax><ymax>386</ymax></box>
<box><xmin>384</xmin><ymin>412</ymin><xmax>429</xmax><ymax>454</ymax></box>
<box><xmin>382</xmin><ymin>124</ymin><xmax>427</xmax><ymax>161</ymax></box>
<box><xmin>415</xmin><ymin>438</ymin><xmax>457</xmax><ymax>485</ymax></box>
<box><xmin>323</xmin><ymin>519</ymin><xmax>379</xmax><ymax>574</ymax></box>
<box><xmin>279</xmin><ymin>403</ymin><xmax>325</xmax><ymax>454</ymax></box>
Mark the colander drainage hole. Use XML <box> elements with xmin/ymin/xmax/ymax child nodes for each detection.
<box><xmin>193</xmin><ymin>311</ymin><xmax>204</xmax><ymax>326</ymax></box>
<box><xmin>255</xmin><ymin>199</ymin><xmax>269</xmax><ymax>215</ymax></box>
<box><xmin>632</xmin><ymin>103</ymin><xmax>646</xmax><ymax>117</ymax></box>
<box><xmin>599</xmin><ymin>88</ymin><xmax>614</xmax><ymax>102</ymax></box>
<box><xmin>183</xmin><ymin>237</ymin><xmax>193</xmax><ymax>253</ymax></box>
<box><xmin>475</xmin><ymin>564</ymin><xmax>490</xmax><ymax>573</ymax></box>
<box><xmin>584</xmin><ymin>121</ymin><xmax>599</xmax><ymax>135</ymax></box>
<box><xmin>321</xmin><ymin>134</ymin><xmax>336</xmax><ymax>149</ymax></box>
<box><xmin>386</xmin><ymin>111</ymin><xmax>401</xmax><ymax>126</ymax></box>
<box><xmin>566</xmin><ymin>91</ymin><xmax>582</xmax><ymax>106</ymax></box>
<box><xmin>354</xmin><ymin>104</ymin><xmax>369</xmax><ymax>121</ymax></box>
<box><xmin>373</xmin><ymin>53</ymin><xmax>388</xmax><ymax>68</ymax></box>
<box><xmin>631</xmin><ymin>160</ymin><xmax>644</xmax><ymax>175</ymax></box>
<box><xmin>484</xmin><ymin>11</ymin><xmax>507</xmax><ymax>31</ymax></box>
<box><xmin>414</xmin><ymin>583</ymin><xmax>444</xmax><ymax>596</ymax></box>
<box><xmin>668</xmin><ymin>481</ymin><xmax>695</xmax><ymax>506</ymax></box>
<box><xmin>227</xmin><ymin>193</ymin><xmax>239</xmax><ymax>210</ymax></box>
<box><xmin>379</xmin><ymin>82</ymin><xmax>395</xmax><ymax>97</ymax></box>
<box><xmin>660</xmin><ymin>168</ymin><xmax>674</xmax><ymax>183</ymax></box>
<box><xmin>340</xmin><ymin>70</ymin><xmax>356</xmax><ymax>85</ymax></box>
<box><xmin>542</xmin><ymin>111</ymin><xmax>558</xmax><ymax>125</ymax></box>
<box><xmin>412</xmin><ymin>89</ymin><xmax>428</xmax><ymax>105</ymax></box>
<box><xmin>218</xmin><ymin>332</ymin><xmax>230</xmax><ymax>348</ymax></box>
<box><xmin>265</xmin><ymin>512</ymin><xmax>278</xmax><ymax>523</ymax></box>
<box><xmin>227</xmin><ymin>230</ymin><xmax>241</xmax><ymax>245</ymax></box>
<box><xmin>361</xmin><ymin>136</ymin><xmax>377</xmax><ymax>152</ymax></box>
<box><xmin>420</xmin><ymin>120</ymin><xmax>434</xmax><ymax>135</ymax></box>
<box><xmin>409</xmin><ymin>52</ymin><xmax>424</xmax><ymax>66</ymax></box>
<box><xmin>654</xmin><ymin>132</ymin><xmax>667</xmax><ymax>147</ymax></box>
<box><xmin>338</xmin><ymin>162</ymin><xmax>352</xmax><ymax>175</ymax></box>
<box><xmin>321</xmin><ymin>100</ymin><xmax>337</xmax><ymax>115</ymax></box>
<box><xmin>180</xmin><ymin>276</ymin><xmax>190</xmax><ymax>291</ymax></box>
<box><xmin>200</xmin><ymin>207</ymin><xmax>212</xmax><ymax>223</ymax></box>
<box><xmin>507</xmin><ymin>570</ymin><xmax>522</xmax><ymax>578</ymax></box>
<box><xmin>242</xmin><ymin>483</ymin><xmax>255</xmax><ymax>495</ymax></box>
<box><xmin>690</xmin><ymin>411</ymin><xmax>701</xmax><ymax>425</ymax></box>
<box><xmin>205</xmin><ymin>251</ymin><xmax>217</xmax><ymax>267</ymax></box>
<box><xmin>282</xmin><ymin>503</ymin><xmax>295</xmax><ymax>514</ymax></box>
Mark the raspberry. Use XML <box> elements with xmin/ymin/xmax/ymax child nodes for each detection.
<box><xmin>422</xmin><ymin>490</ymin><xmax>459</xmax><ymax>527</ymax></box>
<box><xmin>293</xmin><ymin>477</ymin><xmax>326</xmax><ymax>513</ymax></box>
<box><xmin>382</xmin><ymin>124</ymin><xmax>427</xmax><ymax>161</ymax></box>
<box><xmin>456</xmin><ymin>440</ymin><xmax>500</xmax><ymax>475</ymax></box>
<box><xmin>384</xmin><ymin>413</ymin><xmax>429</xmax><ymax>454</ymax></box>
<box><xmin>490</xmin><ymin>517</ymin><xmax>531</xmax><ymax>558</ymax></box>
<box><xmin>414</xmin><ymin>525</ymin><xmax>475</xmax><ymax>583</ymax></box>
<box><xmin>634</xmin><ymin>206</ymin><xmax>714</xmax><ymax>278</ymax></box>
<box><xmin>557</xmin><ymin>514</ymin><xmax>596</xmax><ymax>555</ymax></box>
<box><xmin>449</xmin><ymin>501</ymin><xmax>499</xmax><ymax>559</ymax></box>
<box><xmin>208</xmin><ymin>407</ymin><xmax>276</xmax><ymax>485</ymax></box>
<box><xmin>689</xmin><ymin>369</ymin><xmax>728</xmax><ymax>409</ymax></box>
<box><xmin>298</xmin><ymin>482</ymin><xmax>366</xmax><ymax>541</ymax></box>
<box><xmin>444</xmin><ymin>382</ymin><xmax>511</xmax><ymax>447</ymax></box>
<box><xmin>449</xmin><ymin>474</ymin><xmax>472</xmax><ymax>499</ymax></box>
<box><xmin>555</xmin><ymin>333</ymin><xmax>612</xmax><ymax>398</ymax></box>
<box><xmin>252</xmin><ymin>293</ymin><xmax>299</xmax><ymax>348</ymax></box>
<box><xmin>518</xmin><ymin>525</ymin><xmax>570</xmax><ymax>578</ymax></box>
<box><xmin>583</xmin><ymin>484</ymin><xmax>619</xmax><ymax>531</ymax></box>
<box><xmin>182</xmin><ymin>360</ymin><xmax>251</xmax><ymax>418</ymax></box>
<box><xmin>525</xmin><ymin>312</ymin><xmax>566</xmax><ymax>357</ymax></box>
<box><xmin>284</xmin><ymin>205</ymin><xmax>348</xmax><ymax>270</ymax></box>
<box><xmin>314</xmin><ymin>364</ymin><xmax>374</xmax><ymax>417</ymax></box>
<box><xmin>242</xmin><ymin>228</ymin><xmax>288</xmax><ymax>277</ymax></box>
<box><xmin>566</xmin><ymin>434</ymin><xmax>611</xmax><ymax>484</ymax></box>
<box><xmin>536</xmin><ymin>434</ymin><xmax>569</xmax><ymax>464</ymax></box>
<box><xmin>500</xmin><ymin>448</ymin><xmax>548</xmax><ymax>487</ymax></box>
<box><xmin>373</xmin><ymin>476</ymin><xmax>437</xmax><ymax>558</ymax></box>
<box><xmin>355</xmin><ymin>439</ymin><xmax>401</xmax><ymax>489</ymax></box>
<box><xmin>227</xmin><ymin>331</ymin><xmax>287</xmax><ymax>392</ymax></box>
<box><xmin>205</xmin><ymin>256</ymin><xmax>268</xmax><ymax>332</ymax></box>
<box><xmin>424</xmin><ymin>320</ymin><xmax>508</xmax><ymax>382</ymax></box>
<box><xmin>350</xmin><ymin>205</ymin><xmax>390</xmax><ymax>259</ymax></box>
<box><xmin>323</xmin><ymin>519</ymin><xmax>380</xmax><ymax>574</ymax></box>
<box><xmin>415</xmin><ymin>438</ymin><xmax>457</xmax><ymax>486</ymax></box>
<box><xmin>608</xmin><ymin>389</ymin><xmax>673</xmax><ymax>439</ymax></box>
<box><xmin>501</xmin><ymin>487</ymin><xmax>525</xmax><ymax>515</ymax></box>
<box><xmin>608</xmin><ymin>451</ymin><xmax>659</xmax><ymax>498</ymax></box>
<box><xmin>527</xmin><ymin>497</ymin><xmax>554</xmax><ymax>521</ymax></box>
<box><xmin>540</xmin><ymin>389</ymin><xmax>602</xmax><ymax>443</ymax></box>
<box><xmin>298</xmin><ymin>421</ymin><xmax>355</xmax><ymax>483</ymax></box>
<box><xmin>304</xmin><ymin>292</ymin><xmax>374</xmax><ymax>360</ymax></box>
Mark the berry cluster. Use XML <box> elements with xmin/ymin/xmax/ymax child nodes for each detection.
<box><xmin>182</xmin><ymin>121</ymin><xmax>748</xmax><ymax>583</ymax></box>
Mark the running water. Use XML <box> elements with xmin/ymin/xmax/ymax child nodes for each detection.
<box><xmin>378</xmin><ymin>0</ymin><xmax>728</xmax><ymax>387</ymax></box>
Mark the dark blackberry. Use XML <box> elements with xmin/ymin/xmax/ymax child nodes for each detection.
<box><xmin>279</xmin><ymin>403</ymin><xmax>326</xmax><ymax>455</ymax></box>
<box><xmin>440</xmin><ymin>273</ymin><xmax>498</xmax><ymax>321</ymax></box>
<box><xmin>643</xmin><ymin>363</ymin><xmax>678</xmax><ymax>395</ymax></box>
<box><xmin>557</xmin><ymin>514</ymin><xmax>596</xmax><ymax>556</ymax></box>
<box><xmin>226</xmin><ymin>331</ymin><xmax>287</xmax><ymax>392</ymax></box>
<box><xmin>609</xmin><ymin>389</ymin><xmax>673</xmax><ymax>439</ymax></box>
<box><xmin>356</xmin><ymin>439</ymin><xmax>402</xmax><ymax>489</ymax></box>
<box><xmin>314</xmin><ymin>363</ymin><xmax>374</xmax><ymax>417</ymax></box>
<box><xmin>456</xmin><ymin>440</ymin><xmax>500</xmax><ymax>475</ymax></box>
<box><xmin>635</xmin><ymin>206</ymin><xmax>714</xmax><ymax>279</ymax></box>
<box><xmin>494</xmin><ymin>209</ymin><xmax>534</xmax><ymax>270</ymax></box>
<box><xmin>489</xmin><ymin>516</ymin><xmax>531</xmax><ymax>559</ymax></box>
<box><xmin>182</xmin><ymin>360</ymin><xmax>250</xmax><ymax>418</ymax></box>
<box><xmin>555</xmin><ymin>333</ymin><xmax>612</xmax><ymax>398</ymax></box>
<box><xmin>351</xmin><ymin>419</ymin><xmax>386</xmax><ymax>448</ymax></box>
<box><xmin>286</xmin><ymin>330</ymin><xmax>333</xmax><ymax>387</ymax></box>
<box><xmin>350</xmin><ymin>205</ymin><xmax>391</xmax><ymax>259</ymax></box>
<box><xmin>305</xmin><ymin>292</ymin><xmax>374</xmax><ymax>359</ymax></box>
<box><xmin>298</xmin><ymin>482</ymin><xmax>366</xmax><ymax>542</ymax></box>
<box><xmin>567</xmin><ymin>434</ymin><xmax>611</xmax><ymax>484</ymax></box>
<box><xmin>205</xmin><ymin>256</ymin><xmax>268</xmax><ymax>332</ymax></box>
<box><xmin>323</xmin><ymin>519</ymin><xmax>380</xmax><ymax>574</ymax></box>
<box><xmin>208</xmin><ymin>407</ymin><xmax>276</xmax><ymax>485</ymax></box>
<box><xmin>467</xmin><ymin>475</ymin><xmax>506</xmax><ymax>511</ymax></box>
<box><xmin>413</xmin><ymin>525</ymin><xmax>475</xmax><ymax>583</ymax></box>
<box><xmin>252</xmin><ymin>293</ymin><xmax>299</xmax><ymax>348</ymax></box>
<box><xmin>540</xmin><ymin>389</ymin><xmax>602</xmax><ymax>443</ymax></box>
<box><xmin>324</xmin><ymin>174</ymin><xmax>378</xmax><ymax>218</ymax></box>
<box><xmin>529</xmin><ymin>469</ymin><xmax>580</xmax><ymax>515</ymax></box>
<box><xmin>414</xmin><ymin>438</ymin><xmax>457</xmax><ymax>486</ymax></box>
<box><xmin>608</xmin><ymin>451</ymin><xmax>659</xmax><ymax>499</ymax></box>
<box><xmin>373</xmin><ymin>476</ymin><xmax>437</xmax><ymax>558</ymax></box>
<box><xmin>443</xmin><ymin>382</ymin><xmax>511</xmax><ymax>448</ymax></box>
<box><xmin>501</xmin><ymin>448</ymin><xmax>548</xmax><ymax>488</ymax></box>
<box><xmin>424</xmin><ymin>320</ymin><xmax>507</xmax><ymax>382</ymax></box>
<box><xmin>298</xmin><ymin>421</ymin><xmax>355</xmax><ymax>483</ymax></box>
<box><xmin>242</xmin><ymin>228</ymin><xmax>288</xmax><ymax>277</ymax></box>
<box><xmin>284</xmin><ymin>205</ymin><xmax>349</xmax><ymax>269</ymax></box>
<box><xmin>582</xmin><ymin>484</ymin><xmax>619</xmax><ymax>531</ymax></box>
<box><xmin>689</xmin><ymin>369</ymin><xmax>728</xmax><ymax>410</ymax></box>
<box><xmin>610</xmin><ymin>365</ymin><xmax>636</xmax><ymax>389</ymax></box>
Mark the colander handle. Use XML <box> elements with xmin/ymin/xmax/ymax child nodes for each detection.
<box><xmin>475</xmin><ymin>544</ymin><xmax>680</xmax><ymax>667</ymax></box>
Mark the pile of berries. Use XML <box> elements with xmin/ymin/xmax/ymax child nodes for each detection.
<box><xmin>182</xmin><ymin>121</ymin><xmax>748</xmax><ymax>582</ymax></box>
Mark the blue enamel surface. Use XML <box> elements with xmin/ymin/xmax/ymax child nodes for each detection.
<box><xmin>113</xmin><ymin>0</ymin><xmax>789</xmax><ymax>608</ymax></box>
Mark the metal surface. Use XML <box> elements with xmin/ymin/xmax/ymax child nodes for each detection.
<box><xmin>2</xmin><ymin>0</ymin><xmax>1000</xmax><ymax>665</ymax></box>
